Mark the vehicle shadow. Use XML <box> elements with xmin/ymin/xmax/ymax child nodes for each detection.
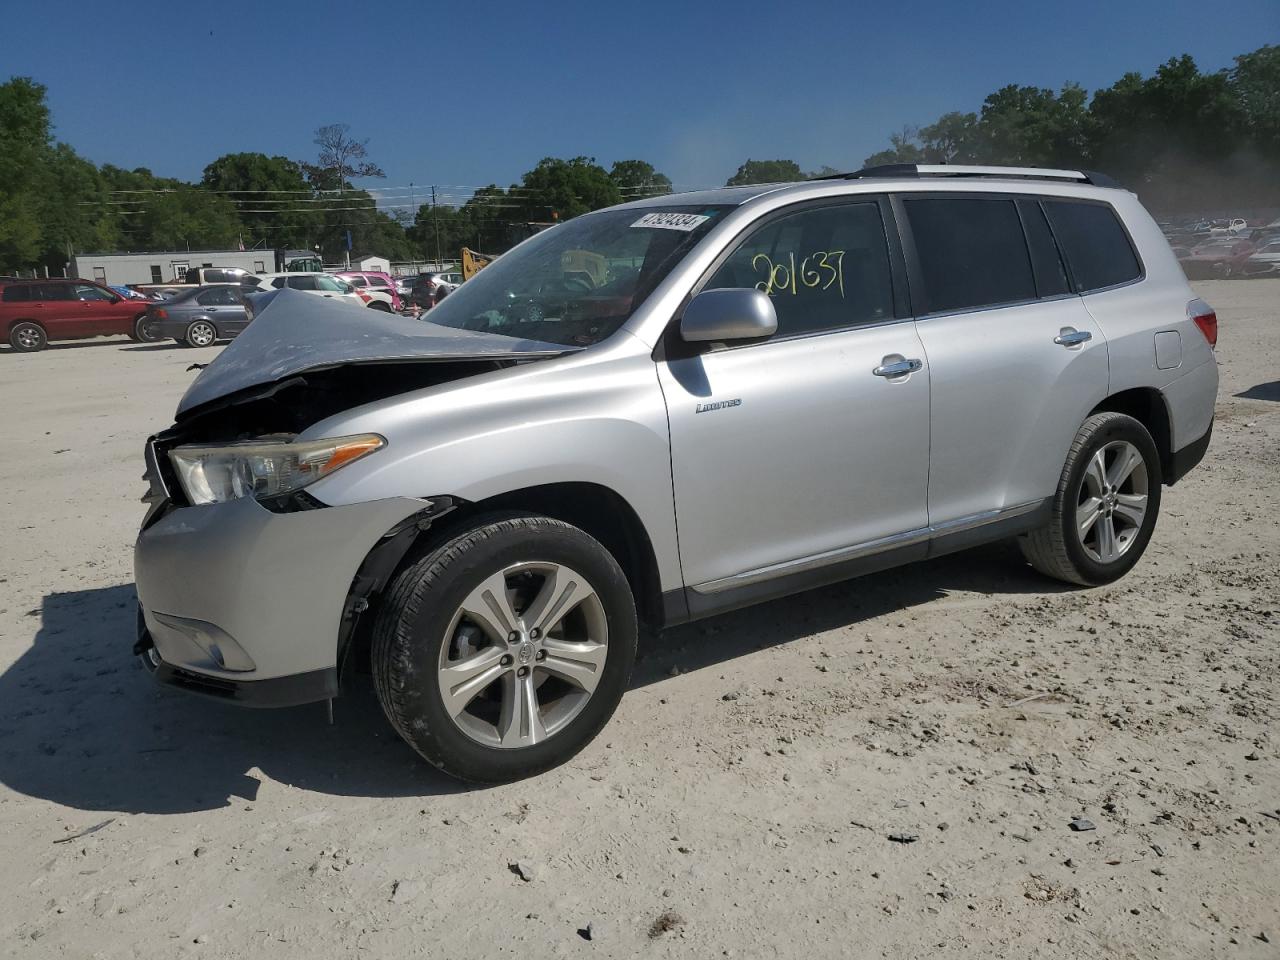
<box><xmin>0</xmin><ymin>584</ymin><xmax>471</xmax><ymax>815</ymax></box>
<box><xmin>0</xmin><ymin>337</ymin><xmax>135</xmax><ymax>354</ymax></box>
<box><xmin>631</xmin><ymin>541</ymin><xmax>1066</xmax><ymax>687</ymax></box>
<box><xmin>1236</xmin><ymin>381</ymin><xmax>1280</xmax><ymax>402</ymax></box>
<box><xmin>0</xmin><ymin>543</ymin><xmax>1061</xmax><ymax>815</ymax></box>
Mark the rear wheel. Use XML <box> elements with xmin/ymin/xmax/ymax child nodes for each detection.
<box><xmin>184</xmin><ymin>320</ymin><xmax>217</xmax><ymax>347</ymax></box>
<box><xmin>367</xmin><ymin>301</ymin><xmax>392</xmax><ymax>312</ymax></box>
<box><xmin>9</xmin><ymin>321</ymin><xmax>47</xmax><ymax>352</ymax></box>
<box><xmin>371</xmin><ymin>514</ymin><xmax>637</xmax><ymax>783</ymax></box>
<box><xmin>1019</xmin><ymin>412</ymin><xmax>1162</xmax><ymax>586</ymax></box>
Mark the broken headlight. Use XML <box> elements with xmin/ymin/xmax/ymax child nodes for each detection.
<box><xmin>168</xmin><ymin>434</ymin><xmax>384</xmax><ymax>506</ymax></box>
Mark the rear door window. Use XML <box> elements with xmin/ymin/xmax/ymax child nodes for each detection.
<box><xmin>1043</xmin><ymin>200</ymin><xmax>1142</xmax><ymax>292</ymax></box>
<box><xmin>903</xmin><ymin>197</ymin><xmax>1036</xmax><ymax>314</ymax></box>
<box><xmin>197</xmin><ymin>287</ymin><xmax>238</xmax><ymax>306</ymax></box>
<box><xmin>38</xmin><ymin>283</ymin><xmax>74</xmax><ymax>301</ymax></box>
<box><xmin>704</xmin><ymin>201</ymin><xmax>896</xmax><ymax>337</ymax></box>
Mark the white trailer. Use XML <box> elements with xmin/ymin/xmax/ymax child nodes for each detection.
<box><xmin>71</xmin><ymin>249</ymin><xmax>275</xmax><ymax>286</ymax></box>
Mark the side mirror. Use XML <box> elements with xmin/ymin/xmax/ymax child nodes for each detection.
<box><xmin>680</xmin><ymin>288</ymin><xmax>777</xmax><ymax>343</ymax></box>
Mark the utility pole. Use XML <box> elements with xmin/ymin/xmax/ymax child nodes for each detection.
<box><xmin>432</xmin><ymin>185</ymin><xmax>442</xmax><ymax>270</ymax></box>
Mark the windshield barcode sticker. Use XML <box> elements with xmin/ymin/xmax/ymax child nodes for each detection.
<box><xmin>631</xmin><ymin>212</ymin><xmax>710</xmax><ymax>232</ymax></box>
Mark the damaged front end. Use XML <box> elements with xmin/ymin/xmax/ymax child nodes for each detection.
<box><xmin>134</xmin><ymin>290</ymin><xmax>574</xmax><ymax>705</ymax></box>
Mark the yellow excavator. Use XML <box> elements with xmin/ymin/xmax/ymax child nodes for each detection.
<box><xmin>461</xmin><ymin>247</ymin><xmax>495</xmax><ymax>281</ymax></box>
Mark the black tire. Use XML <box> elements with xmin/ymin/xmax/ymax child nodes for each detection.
<box><xmin>1019</xmin><ymin>412</ymin><xmax>1162</xmax><ymax>586</ymax></box>
<box><xmin>9</xmin><ymin>321</ymin><xmax>47</xmax><ymax>352</ymax></box>
<box><xmin>184</xmin><ymin>320</ymin><xmax>217</xmax><ymax>347</ymax></box>
<box><xmin>131</xmin><ymin>313</ymin><xmax>162</xmax><ymax>344</ymax></box>
<box><xmin>371</xmin><ymin>514</ymin><xmax>638</xmax><ymax>783</ymax></box>
<box><xmin>367</xmin><ymin>301</ymin><xmax>392</xmax><ymax>312</ymax></box>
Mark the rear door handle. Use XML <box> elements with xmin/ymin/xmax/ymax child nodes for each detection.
<box><xmin>873</xmin><ymin>357</ymin><xmax>923</xmax><ymax>378</ymax></box>
<box><xmin>1054</xmin><ymin>328</ymin><xmax>1093</xmax><ymax>347</ymax></box>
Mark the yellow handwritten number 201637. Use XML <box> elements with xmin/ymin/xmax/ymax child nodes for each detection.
<box><xmin>751</xmin><ymin>250</ymin><xmax>845</xmax><ymax>298</ymax></box>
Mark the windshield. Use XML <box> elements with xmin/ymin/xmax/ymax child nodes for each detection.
<box><xmin>422</xmin><ymin>205</ymin><xmax>730</xmax><ymax>347</ymax></box>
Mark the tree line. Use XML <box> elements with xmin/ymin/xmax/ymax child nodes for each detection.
<box><xmin>2</xmin><ymin>44</ymin><xmax>1275</xmax><ymax>273</ymax></box>
<box><xmin>0</xmin><ymin>77</ymin><xmax>677</xmax><ymax>272</ymax></box>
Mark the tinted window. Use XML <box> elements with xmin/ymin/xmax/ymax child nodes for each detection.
<box><xmin>346</xmin><ymin>275</ymin><xmax>368</xmax><ymax>287</ymax></box>
<box><xmin>286</xmin><ymin>276</ymin><xmax>318</xmax><ymax>291</ymax></box>
<box><xmin>38</xmin><ymin>283</ymin><xmax>74</xmax><ymax>301</ymax></box>
<box><xmin>904</xmin><ymin>198</ymin><xmax>1036</xmax><ymax>313</ymax></box>
<box><xmin>705</xmin><ymin>201</ymin><xmax>895</xmax><ymax>336</ymax></box>
<box><xmin>2</xmin><ymin>284</ymin><xmax>32</xmax><ymax>302</ymax></box>
<box><xmin>367</xmin><ymin>276</ymin><xmax>389</xmax><ymax>287</ymax></box>
<box><xmin>270</xmin><ymin>277</ymin><xmax>287</xmax><ymax>289</ymax></box>
<box><xmin>314</xmin><ymin>275</ymin><xmax>346</xmax><ymax>292</ymax></box>
<box><xmin>1043</xmin><ymin>200</ymin><xmax>1141</xmax><ymax>292</ymax></box>
<box><xmin>197</xmin><ymin>287</ymin><xmax>239</xmax><ymax>306</ymax></box>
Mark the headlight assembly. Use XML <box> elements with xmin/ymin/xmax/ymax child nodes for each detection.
<box><xmin>168</xmin><ymin>434</ymin><xmax>384</xmax><ymax>506</ymax></box>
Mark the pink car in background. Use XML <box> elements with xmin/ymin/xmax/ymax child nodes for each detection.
<box><xmin>333</xmin><ymin>271</ymin><xmax>403</xmax><ymax>311</ymax></box>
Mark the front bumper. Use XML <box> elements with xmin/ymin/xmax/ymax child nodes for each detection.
<box><xmin>134</xmin><ymin>492</ymin><xmax>429</xmax><ymax>701</ymax></box>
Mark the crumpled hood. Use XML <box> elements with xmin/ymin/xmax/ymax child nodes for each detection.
<box><xmin>176</xmin><ymin>289</ymin><xmax>573</xmax><ymax>417</ymax></box>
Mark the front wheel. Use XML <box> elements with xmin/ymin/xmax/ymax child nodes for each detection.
<box><xmin>367</xmin><ymin>301</ymin><xmax>392</xmax><ymax>312</ymax></box>
<box><xmin>184</xmin><ymin>320</ymin><xmax>217</xmax><ymax>347</ymax></box>
<box><xmin>1019</xmin><ymin>412</ymin><xmax>1162</xmax><ymax>586</ymax></box>
<box><xmin>371</xmin><ymin>515</ymin><xmax>637</xmax><ymax>783</ymax></box>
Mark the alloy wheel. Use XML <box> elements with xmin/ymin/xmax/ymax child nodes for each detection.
<box><xmin>188</xmin><ymin>322</ymin><xmax>216</xmax><ymax>347</ymax></box>
<box><xmin>1076</xmin><ymin>440</ymin><xmax>1149</xmax><ymax>564</ymax></box>
<box><xmin>15</xmin><ymin>326</ymin><xmax>42</xmax><ymax>349</ymax></box>
<box><xmin>436</xmin><ymin>561</ymin><xmax>608</xmax><ymax>749</ymax></box>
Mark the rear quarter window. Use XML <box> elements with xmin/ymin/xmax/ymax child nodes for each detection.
<box><xmin>2</xmin><ymin>285</ymin><xmax>32</xmax><ymax>302</ymax></box>
<box><xmin>1043</xmin><ymin>200</ymin><xmax>1142</xmax><ymax>292</ymax></box>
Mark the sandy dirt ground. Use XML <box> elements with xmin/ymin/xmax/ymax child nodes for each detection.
<box><xmin>0</xmin><ymin>280</ymin><xmax>1276</xmax><ymax>959</ymax></box>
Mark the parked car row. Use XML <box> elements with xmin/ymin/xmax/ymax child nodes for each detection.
<box><xmin>0</xmin><ymin>267</ymin><xmax>437</xmax><ymax>351</ymax></box>
<box><xmin>1162</xmin><ymin>216</ymin><xmax>1280</xmax><ymax>279</ymax></box>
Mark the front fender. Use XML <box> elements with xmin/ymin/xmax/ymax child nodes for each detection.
<box><xmin>303</xmin><ymin>340</ymin><xmax>683</xmax><ymax>592</ymax></box>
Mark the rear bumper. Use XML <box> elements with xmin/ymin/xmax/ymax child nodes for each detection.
<box><xmin>133</xmin><ymin>493</ymin><xmax>429</xmax><ymax>699</ymax></box>
<box><xmin>1167</xmin><ymin>420</ymin><xmax>1212</xmax><ymax>486</ymax></box>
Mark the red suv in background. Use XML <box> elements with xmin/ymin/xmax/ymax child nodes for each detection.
<box><xmin>0</xmin><ymin>278</ymin><xmax>158</xmax><ymax>352</ymax></box>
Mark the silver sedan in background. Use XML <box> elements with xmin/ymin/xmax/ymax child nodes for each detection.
<box><xmin>144</xmin><ymin>284</ymin><xmax>250</xmax><ymax>347</ymax></box>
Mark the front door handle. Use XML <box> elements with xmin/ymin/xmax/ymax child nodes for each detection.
<box><xmin>1054</xmin><ymin>328</ymin><xmax>1093</xmax><ymax>347</ymax></box>
<box><xmin>873</xmin><ymin>357</ymin><xmax>923</xmax><ymax>378</ymax></box>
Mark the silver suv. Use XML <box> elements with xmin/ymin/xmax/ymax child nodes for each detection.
<box><xmin>134</xmin><ymin>165</ymin><xmax>1218</xmax><ymax>783</ymax></box>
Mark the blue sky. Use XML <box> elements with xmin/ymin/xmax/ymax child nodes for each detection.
<box><xmin>5</xmin><ymin>0</ymin><xmax>1275</xmax><ymax>204</ymax></box>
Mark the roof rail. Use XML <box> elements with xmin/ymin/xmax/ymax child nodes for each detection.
<box><xmin>815</xmin><ymin>164</ymin><xmax>1123</xmax><ymax>188</ymax></box>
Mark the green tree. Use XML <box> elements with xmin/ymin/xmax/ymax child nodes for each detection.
<box><xmin>514</xmin><ymin>156</ymin><xmax>621</xmax><ymax>221</ymax></box>
<box><xmin>1228</xmin><ymin>44</ymin><xmax>1280</xmax><ymax>162</ymax></box>
<box><xmin>201</xmin><ymin>152</ymin><xmax>321</xmax><ymax>248</ymax></box>
<box><xmin>976</xmin><ymin>83</ymin><xmax>1089</xmax><ymax>166</ymax></box>
<box><xmin>726</xmin><ymin>159</ymin><xmax>804</xmax><ymax>185</ymax></box>
<box><xmin>0</xmin><ymin>77</ymin><xmax>52</xmax><ymax>266</ymax></box>
<box><xmin>863</xmin><ymin>128</ymin><xmax>924</xmax><ymax>167</ymax></box>
<box><xmin>918</xmin><ymin>112</ymin><xmax>980</xmax><ymax>163</ymax></box>
<box><xmin>608</xmin><ymin>159</ymin><xmax>672</xmax><ymax>199</ymax></box>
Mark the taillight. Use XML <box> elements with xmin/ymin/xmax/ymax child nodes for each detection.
<box><xmin>153</xmin><ymin>308</ymin><xmax>168</xmax><ymax>319</ymax></box>
<box><xmin>1188</xmin><ymin>299</ymin><xmax>1217</xmax><ymax>348</ymax></box>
